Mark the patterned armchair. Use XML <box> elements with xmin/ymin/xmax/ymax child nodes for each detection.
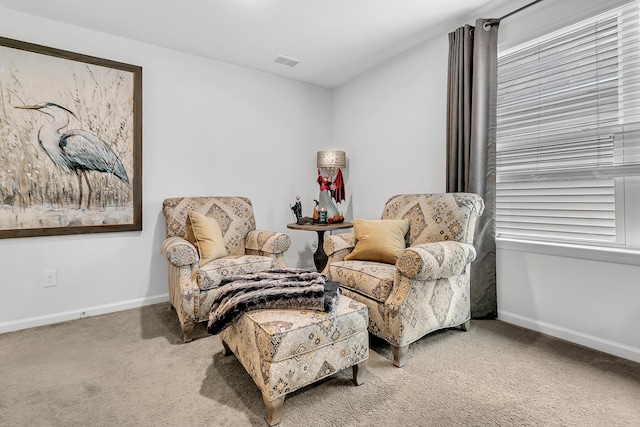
<box><xmin>161</xmin><ymin>196</ymin><xmax>291</xmax><ymax>342</ymax></box>
<box><xmin>323</xmin><ymin>193</ymin><xmax>484</xmax><ymax>367</ymax></box>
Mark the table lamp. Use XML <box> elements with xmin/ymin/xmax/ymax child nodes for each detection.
<box><xmin>316</xmin><ymin>150</ymin><xmax>346</xmax><ymax>223</ymax></box>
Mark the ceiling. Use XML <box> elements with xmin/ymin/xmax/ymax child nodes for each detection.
<box><xmin>0</xmin><ymin>0</ymin><xmax>505</xmax><ymax>88</ymax></box>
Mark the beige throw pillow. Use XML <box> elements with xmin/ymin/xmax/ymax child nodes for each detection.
<box><xmin>345</xmin><ymin>218</ymin><xmax>410</xmax><ymax>264</ymax></box>
<box><xmin>186</xmin><ymin>211</ymin><xmax>228</xmax><ymax>266</ymax></box>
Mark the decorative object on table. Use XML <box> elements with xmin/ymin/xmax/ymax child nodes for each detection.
<box><xmin>323</xmin><ymin>193</ymin><xmax>484</xmax><ymax>367</ymax></box>
<box><xmin>0</xmin><ymin>36</ymin><xmax>142</xmax><ymax>239</ymax></box>
<box><xmin>312</xmin><ymin>199</ymin><xmax>319</xmax><ymax>223</ymax></box>
<box><xmin>296</xmin><ymin>216</ymin><xmax>314</xmax><ymax>225</ymax></box>
<box><xmin>318</xmin><ymin>207</ymin><xmax>327</xmax><ymax>224</ymax></box>
<box><xmin>316</xmin><ymin>150</ymin><xmax>346</xmax><ymax>223</ymax></box>
<box><xmin>290</xmin><ymin>196</ymin><xmax>302</xmax><ymax>222</ymax></box>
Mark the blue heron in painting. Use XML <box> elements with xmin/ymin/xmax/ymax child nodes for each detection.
<box><xmin>15</xmin><ymin>102</ymin><xmax>130</xmax><ymax>209</ymax></box>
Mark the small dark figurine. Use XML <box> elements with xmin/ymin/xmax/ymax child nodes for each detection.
<box><xmin>291</xmin><ymin>196</ymin><xmax>313</xmax><ymax>224</ymax></box>
<box><xmin>291</xmin><ymin>196</ymin><xmax>302</xmax><ymax>222</ymax></box>
<box><xmin>297</xmin><ymin>216</ymin><xmax>314</xmax><ymax>225</ymax></box>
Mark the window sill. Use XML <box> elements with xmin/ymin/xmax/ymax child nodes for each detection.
<box><xmin>496</xmin><ymin>237</ymin><xmax>640</xmax><ymax>266</ymax></box>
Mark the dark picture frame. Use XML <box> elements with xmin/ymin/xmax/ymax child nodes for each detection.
<box><xmin>0</xmin><ymin>36</ymin><xmax>142</xmax><ymax>238</ymax></box>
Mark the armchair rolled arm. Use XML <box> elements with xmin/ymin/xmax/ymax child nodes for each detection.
<box><xmin>245</xmin><ymin>230</ymin><xmax>291</xmax><ymax>254</ymax></box>
<box><xmin>324</xmin><ymin>232</ymin><xmax>356</xmax><ymax>261</ymax></box>
<box><xmin>161</xmin><ymin>236</ymin><xmax>199</xmax><ymax>267</ymax></box>
<box><xmin>396</xmin><ymin>241</ymin><xmax>476</xmax><ymax>281</ymax></box>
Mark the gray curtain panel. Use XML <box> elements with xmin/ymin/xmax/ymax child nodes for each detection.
<box><xmin>446</xmin><ymin>19</ymin><xmax>498</xmax><ymax>319</ymax></box>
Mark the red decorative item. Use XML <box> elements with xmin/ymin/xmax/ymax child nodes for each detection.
<box><xmin>331</xmin><ymin>168</ymin><xmax>345</xmax><ymax>203</ymax></box>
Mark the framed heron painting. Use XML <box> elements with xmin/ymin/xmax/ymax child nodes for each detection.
<box><xmin>0</xmin><ymin>36</ymin><xmax>142</xmax><ymax>238</ymax></box>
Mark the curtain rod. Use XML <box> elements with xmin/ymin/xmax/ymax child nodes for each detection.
<box><xmin>485</xmin><ymin>0</ymin><xmax>544</xmax><ymax>26</ymax></box>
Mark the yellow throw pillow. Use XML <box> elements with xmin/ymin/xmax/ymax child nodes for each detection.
<box><xmin>187</xmin><ymin>211</ymin><xmax>228</xmax><ymax>266</ymax></box>
<box><xmin>344</xmin><ymin>218</ymin><xmax>410</xmax><ymax>264</ymax></box>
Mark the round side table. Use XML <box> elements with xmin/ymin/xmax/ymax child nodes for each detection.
<box><xmin>287</xmin><ymin>222</ymin><xmax>353</xmax><ymax>272</ymax></box>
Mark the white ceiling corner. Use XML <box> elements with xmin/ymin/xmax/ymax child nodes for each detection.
<box><xmin>0</xmin><ymin>0</ymin><xmax>506</xmax><ymax>88</ymax></box>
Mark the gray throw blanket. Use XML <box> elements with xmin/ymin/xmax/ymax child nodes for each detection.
<box><xmin>207</xmin><ymin>268</ymin><xmax>340</xmax><ymax>335</ymax></box>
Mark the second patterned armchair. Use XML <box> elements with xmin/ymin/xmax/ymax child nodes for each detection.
<box><xmin>161</xmin><ymin>196</ymin><xmax>291</xmax><ymax>342</ymax></box>
<box><xmin>323</xmin><ymin>193</ymin><xmax>484</xmax><ymax>367</ymax></box>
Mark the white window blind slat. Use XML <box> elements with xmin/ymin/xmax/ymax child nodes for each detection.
<box><xmin>498</xmin><ymin>219</ymin><xmax>615</xmax><ymax>231</ymax></box>
<box><xmin>498</xmin><ymin>210</ymin><xmax>615</xmax><ymax>219</ymax></box>
<box><xmin>502</xmin><ymin>224</ymin><xmax>615</xmax><ymax>243</ymax></box>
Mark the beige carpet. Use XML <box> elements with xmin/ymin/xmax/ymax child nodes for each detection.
<box><xmin>1</xmin><ymin>303</ymin><xmax>639</xmax><ymax>427</ymax></box>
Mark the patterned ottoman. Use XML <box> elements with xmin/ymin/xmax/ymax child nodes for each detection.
<box><xmin>219</xmin><ymin>295</ymin><xmax>369</xmax><ymax>426</ymax></box>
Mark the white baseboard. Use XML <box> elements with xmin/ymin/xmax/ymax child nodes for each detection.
<box><xmin>0</xmin><ymin>294</ymin><xmax>170</xmax><ymax>335</ymax></box>
<box><xmin>498</xmin><ymin>310</ymin><xmax>640</xmax><ymax>364</ymax></box>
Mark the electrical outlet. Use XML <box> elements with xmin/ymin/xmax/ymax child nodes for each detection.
<box><xmin>42</xmin><ymin>270</ymin><xmax>56</xmax><ymax>288</ymax></box>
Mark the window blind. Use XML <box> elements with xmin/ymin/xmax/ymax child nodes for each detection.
<box><xmin>496</xmin><ymin>1</ymin><xmax>640</xmax><ymax>243</ymax></box>
<box><xmin>497</xmin><ymin>179</ymin><xmax>617</xmax><ymax>243</ymax></box>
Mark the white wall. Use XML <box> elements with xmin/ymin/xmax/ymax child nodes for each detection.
<box><xmin>332</xmin><ymin>38</ymin><xmax>448</xmax><ymax>219</ymax></box>
<box><xmin>0</xmin><ymin>7</ymin><xmax>331</xmax><ymax>331</ymax></box>
<box><xmin>497</xmin><ymin>250</ymin><xmax>640</xmax><ymax>362</ymax></box>
<box><xmin>333</xmin><ymin>0</ymin><xmax>640</xmax><ymax>363</ymax></box>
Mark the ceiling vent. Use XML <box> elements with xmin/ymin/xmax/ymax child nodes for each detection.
<box><xmin>273</xmin><ymin>55</ymin><xmax>300</xmax><ymax>67</ymax></box>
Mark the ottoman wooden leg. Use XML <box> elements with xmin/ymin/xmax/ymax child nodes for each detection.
<box><xmin>352</xmin><ymin>361</ymin><xmax>367</xmax><ymax>385</ymax></box>
<box><xmin>262</xmin><ymin>393</ymin><xmax>285</xmax><ymax>426</ymax></box>
<box><xmin>220</xmin><ymin>337</ymin><xmax>232</xmax><ymax>356</ymax></box>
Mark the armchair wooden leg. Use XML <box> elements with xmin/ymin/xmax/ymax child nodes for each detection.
<box><xmin>181</xmin><ymin>323</ymin><xmax>194</xmax><ymax>343</ymax></box>
<box><xmin>460</xmin><ymin>319</ymin><xmax>471</xmax><ymax>332</ymax></box>
<box><xmin>391</xmin><ymin>344</ymin><xmax>408</xmax><ymax>368</ymax></box>
<box><xmin>262</xmin><ymin>393</ymin><xmax>285</xmax><ymax>426</ymax></box>
<box><xmin>352</xmin><ymin>361</ymin><xmax>367</xmax><ymax>385</ymax></box>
